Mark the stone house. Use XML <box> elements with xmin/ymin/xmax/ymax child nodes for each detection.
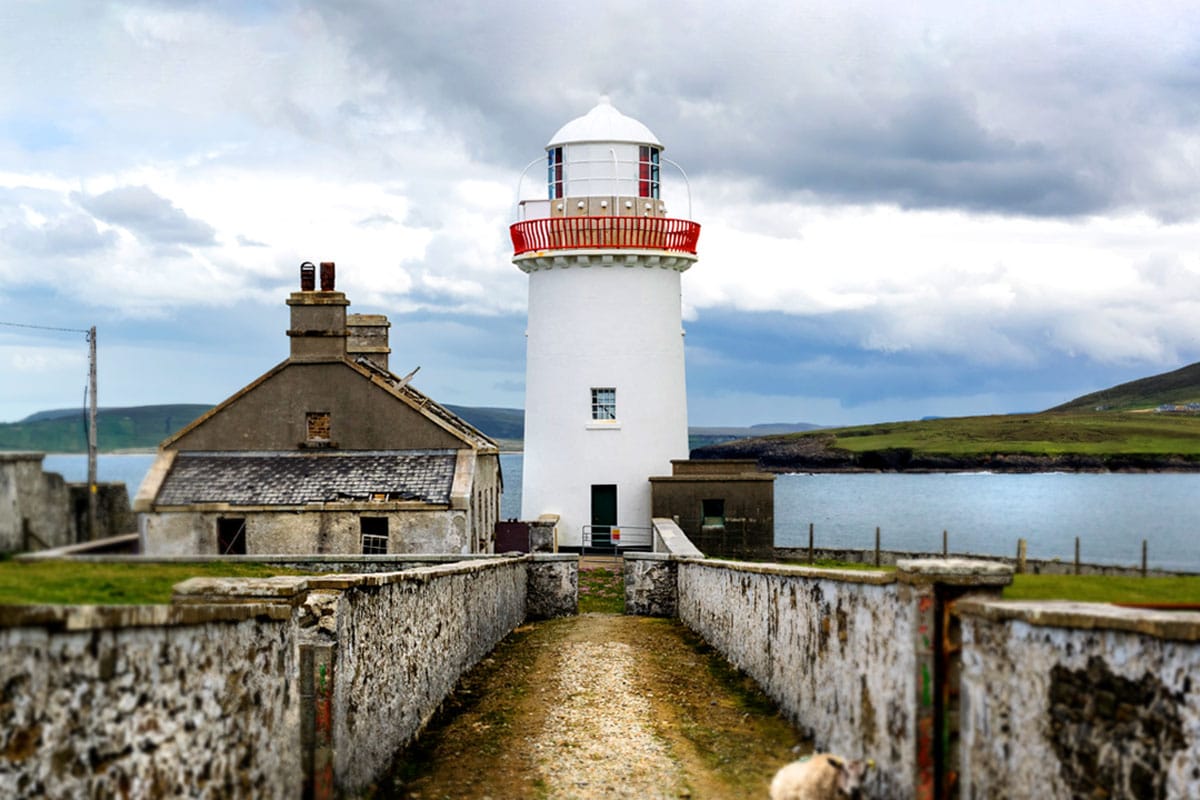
<box><xmin>135</xmin><ymin>262</ymin><xmax>501</xmax><ymax>555</ymax></box>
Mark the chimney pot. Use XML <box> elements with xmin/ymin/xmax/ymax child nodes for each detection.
<box><xmin>320</xmin><ymin>262</ymin><xmax>336</xmax><ymax>291</ymax></box>
<box><xmin>300</xmin><ymin>261</ymin><xmax>316</xmax><ymax>291</ymax></box>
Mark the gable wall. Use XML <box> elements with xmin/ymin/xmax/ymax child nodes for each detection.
<box><xmin>170</xmin><ymin>362</ymin><xmax>464</xmax><ymax>452</ymax></box>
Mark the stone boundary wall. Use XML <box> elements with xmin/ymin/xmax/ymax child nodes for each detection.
<box><xmin>625</xmin><ymin>519</ymin><xmax>704</xmax><ymax>616</ymax></box>
<box><xmin>956</xmin><ymin>599</ymin><xmax>1200</xmax><ymax>800</ymax></box>
<box><xmin>326</xmin><ymin>561</ymin><xmax>527</xmax><ymax>791</ymax></box>
<box><xmin>676</xmin><ymin>559</ymin><xmax>918</xmax><ymax>798</ymax></box>
<box><xmin>0</xmin><ymin>601</ymin><xmax>301</xmax><ymax>799</ymax></box>
<box><xmin>1</xmin><ymin>554</ymin><xmax>578</xmax><ymax>798</ymax></box>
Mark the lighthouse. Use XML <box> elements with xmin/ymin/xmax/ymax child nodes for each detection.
<box><xmin>511</xmin><ymin>99</ymin><xmax>700</xmax><ymax>550</ymax></box>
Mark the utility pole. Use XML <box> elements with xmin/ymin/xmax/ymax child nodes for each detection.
<box><xmin>87</xmin><ymin>326</ymin><xmax>98</xmax><ymax>543</ymax></box>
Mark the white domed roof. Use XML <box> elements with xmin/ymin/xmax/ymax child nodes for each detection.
<box><xmin>547</xmin><ymin>97</ymin><xmax>662</xmax><ymax>149</ymax></box>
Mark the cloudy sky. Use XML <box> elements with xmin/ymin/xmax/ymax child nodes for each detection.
<box><xmin>1</xmin><ymin>0</ymin><xmax>1198</xmax><ymax>427</ymax></box>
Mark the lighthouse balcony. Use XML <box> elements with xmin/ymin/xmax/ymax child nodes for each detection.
<box><xmin>510</xmin><ymin>215</ymin><xmax>700</xmax><ymax>257</ymax></box>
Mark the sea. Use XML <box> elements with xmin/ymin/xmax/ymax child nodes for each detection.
<box><xmin>44</xmin><ymin>452</ymin><xmax>1200</xmax><ymax>572</ymax></box>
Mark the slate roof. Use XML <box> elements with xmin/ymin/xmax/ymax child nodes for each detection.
<box><xmin>155</xmin><ymin>450</ymin><xmax>458</xmax><ymax>506</ymax></box>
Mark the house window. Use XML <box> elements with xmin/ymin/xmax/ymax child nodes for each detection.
<box><xmin>547</xmin><ymin>147</ymin><xmax>563</xmax><ymax>199</ymax></box>
<box><xmin>701</xmin><ymin>499</ymin><xmax>726</xmax><ymax>528</ymax></box>
<box><xmin>306</xmin><ymin>411</ymin><xmax>331</xmax><ymax>442</ymax></box>
<box><xmin>591</xmin><ymin>387</ymin><xmax>616</xmax><ymax>420</ymax></box>
<box><xmin>217</xmin><ymin>517</ymin><xmax>247</xmax><ymax>555</ymax></box>
<box><xmin>638</xmin><ymin>146</ymin><xmax>660</xmax><ymax>199</ymax></box>
<box><xmin>361</xmin><ymin>517</ymin><xmax>389</xmax><ymax>555</ymax></box>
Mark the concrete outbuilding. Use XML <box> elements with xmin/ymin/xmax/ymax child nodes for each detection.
<box><xmin>650</xmin><ymin>459</ymin><xmax>775</xmax><ymax>559</ymax></box>
<box><xmin>136</xmin><ymin>263</ymin><xmax>501</xmax><ymax>555</ymax></box>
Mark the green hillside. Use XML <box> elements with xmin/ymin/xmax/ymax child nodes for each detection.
<box><xmin>443</xmin><ymin>405</ymin><xmax>524</xmax><ymax>441</ymax></box>
<box><xmin>0</xmin><ymin>405</ymin><xmax>213</xmax><ymax>452</ymax></box>
<box><xmin>694</xmin><ymin>412</ymin><xmax>1200</xmax><ymax>471</ymax></box>
<box><xmin>808</xmin><ymin>412</ymin><xmax>1200</xmax><ymax>457</ymax></box>
<box><xmin>1049</xmin><ymin>361</ymin><xmax>1200</xmax><ymax>412</ymax></box>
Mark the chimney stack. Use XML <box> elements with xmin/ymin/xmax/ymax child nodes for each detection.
<box><xmin>347</xmin><ymin>314</ymin><xmax>391</xmax><ymax>371</ymax></box>
<box><xmin>287</xmin><ymin>261</ymin><xmax>349</xmax><ymax>361</ymax></box>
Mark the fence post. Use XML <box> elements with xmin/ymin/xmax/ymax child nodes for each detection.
<box><xmin>942</xmin><ymin>529</ymin><xmax>948</xmax><ymax>556</ymax></box>
<box><xmin>875</xmin><ymin>526</ymin><xmax>881</xmax><ymax>567</ymax></box>
<box><xmin>807</xmin><ymin>522</ymin><xmax>814</xmax><ymax>564</ymax></box>
<box><xmin>1074</xmin><ymin>536</ymin><xmax>1080</xmax><ymax>575</ymax></box>
<box><xmin>1142</xmin><ymin>539</ymin><xmax>1148</xmax><ymax>577</ymax></box>
<box><xmin>1016</xmin><ymin>539</ymin><xmax>1027</xmax><ymax>574</ymax></box>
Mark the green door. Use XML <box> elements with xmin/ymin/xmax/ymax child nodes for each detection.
<box><xmin>590</xmin><ymin>484</ymin><xmax>617</xmax><ymax>548</ymax></box>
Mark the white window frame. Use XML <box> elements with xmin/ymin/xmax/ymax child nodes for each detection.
<box><xmin>590</xmin><ymin>387</ymin><xmax>617</xmax><ymax>422</ymax></box>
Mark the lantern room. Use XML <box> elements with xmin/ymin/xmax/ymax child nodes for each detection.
<box><xmin>511</xmin><ymin>98</ymin><xmax>700</xmax><ymax>259</ymax></box>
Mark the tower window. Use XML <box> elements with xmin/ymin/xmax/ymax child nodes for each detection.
<box><xmin>591</xmin><ymin>387</ymin><xmax>616</xmax><ymax>420</ymax></box>
<box><xmin>361</xmin><ymin>517</ymin><xmax>389</xmax><ymax>555</ymax></box>
<box><xmin>638</xmin><ymin>146</ymin><xmax>660</xmax><ymax>199</ymax></box>
<box><xmin>547</xmin><ymin>147</ymin><xmax>564</xmax><ymax>199</ymax></box>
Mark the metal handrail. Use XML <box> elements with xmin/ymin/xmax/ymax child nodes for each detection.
<box><xmin>510</xmin><ymin>216</ymin><xmax>700</xmax><ymax>256</ymax></box>
<box><xmin>582</xmin><ymin>524</ymin><xmax>653</xmax><ymax>551</ymax></box>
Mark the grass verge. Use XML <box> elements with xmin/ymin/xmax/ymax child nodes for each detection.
<box><xmin>578</xmin><ymin>566</ymin><xmax>624</xmax><ymax>613</ymax></box>
<box><xmin>0</xmin><ymin>560</ymin><xmax>311</xmax><ymax>605</ymax></box>
<box><xmin>1003</xmin><ymin>574</ymin><xmax>1200</xmax><ymax>605</ymax></box>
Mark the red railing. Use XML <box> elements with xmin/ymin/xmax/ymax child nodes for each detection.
<box><xmin>510</xmin><ymin>216</ymin><xmax>701</xmax><ymax>256</ymax></box>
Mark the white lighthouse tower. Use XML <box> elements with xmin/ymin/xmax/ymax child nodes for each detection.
<box><xmin>511</xmin><ymin>99</ymin><xmax>700</xmax><ymax>550</ymax></box>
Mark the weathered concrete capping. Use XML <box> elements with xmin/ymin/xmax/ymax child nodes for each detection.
<box><xmin>896</xmin><ymin>558</ymin><xmax>1014</xmax><ymax>587</ymax></box>
<box><xmin>0</xmin><ymin>601</ymin><xmax>294</xmax><ymax>631</ymax></box>
<box><xmin>956</xmin><ymin>598</ymin><xmax>1200</xmax><ymax>641</ymax></box>
<box><xmin>701</xmin><ymin>556</ymin><xmax>898</xmax><ymax>584</ymax></box>
<box><xmin>173</xmin><ymin>575</ymin><xmax>311</xmax><ymax>604</ymax></box>
<box><xmin>651</xmin><ymin>517</ymin><xmax>704</xmax><ymax>556</ymax></box>
<box><xmin>526</xmin><ymin>554</ymin><xmax>578</xmax><ymax>619</ymax></box>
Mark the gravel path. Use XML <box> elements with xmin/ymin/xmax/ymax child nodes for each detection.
<box><xmin>531</xmin><ymin>638</ymin><xmax>687</xmax><ymax>798</ymax></box>
<box><xmin>387</xmin><ymin>611</ymin><xmax>805</xmax><ymax>799</ymax></box>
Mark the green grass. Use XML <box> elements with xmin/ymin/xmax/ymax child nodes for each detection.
<box><xmin>578</xmin><ymin>567</ymin><xmax>624</xmax><ymax>614</ymax></box>
<box><xmin>800</xmin><ymin>412</ymin><xmax>1200</xmax><ymax>458</ymax></box>
<box><xmin>0</xmin><ymin>561</ymin><xmax>311</xmax><ymax>605</ymax></box>
<box><xmin>1003</xmin><ymin>574</ymin><xmax>1200</xmax><ymax>605</ymax></box>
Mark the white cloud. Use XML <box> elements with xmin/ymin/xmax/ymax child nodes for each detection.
<box><xmin>1</xmin><ymin>0</ymin><xmax>1199</xmax><ymax>423</ymax></box>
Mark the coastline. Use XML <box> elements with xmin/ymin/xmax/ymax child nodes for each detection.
<box><xmin>692</xmin><ymin>438</ymin><xmax>1200</xmax><ymax>474</ymax></box>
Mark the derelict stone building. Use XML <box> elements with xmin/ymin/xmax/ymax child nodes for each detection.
<box><xmin>135</xmin><ymin>262</ymin><xmax>501</xmax><ymax>556</ymax></box>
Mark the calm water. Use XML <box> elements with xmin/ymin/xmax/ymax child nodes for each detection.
<box><xmin>774</xmin><ymin>472</ymin><xmax>1200</xmax><ymax>572</ymax></box>
<box><xmin>48</xmin><ymin>453</ymin><xmax>1200</xmax><ymax>571</ymax></box>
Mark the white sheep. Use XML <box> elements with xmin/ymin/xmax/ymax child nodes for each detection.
<box><xmin>769</xmin><ymin>753</ymin><xmax>870</xmax><ymax>800</ymax></box>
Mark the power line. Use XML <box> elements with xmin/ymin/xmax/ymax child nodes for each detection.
<box><xmin>0</xmin><ymin>320</ymin><xmax>90</xmax><ymax>335</ymax></box>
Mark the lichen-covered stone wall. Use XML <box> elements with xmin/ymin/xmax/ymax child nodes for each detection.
<box><xmin>957</xmin><ymin>601</ymin><xmax>1200</xmax><ymax>800</ymax></box>
<box><xmin>676</xmin><ymin>560</ymin><xmax>918</xmax><ymax>799</ymax></box>
<box><xmin>625</xmin><ymin>553</ymin><xmax>678</xmax><ymax>617</ymax></box>
<box><xmin>325</xmin><ymin>559</ymin><xmax>528</xmax><ymax>793</ymax></box>
<box><xmin>0</xmin><ymin>604</ymin><xmax>300</xmax><ymax>799</ymax></box>
<box><xmin>526</xmin><ymin>554</ymin><xmax>577</xmax><ymax>619</ymax></box>
<box><xmin>1</xmin><ymin>554</ymin><xmax>572</xmax><ymax>798</ymax></box>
